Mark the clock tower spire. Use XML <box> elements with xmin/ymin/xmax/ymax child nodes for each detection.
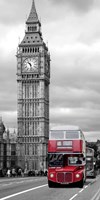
<box><xmin>17</xmin><ymin>0</ymin><xmax>50</xmax><ymax>171</ymax></box>
<box><xmin>26</xmin><ymin>0</ymin><xmax>39</xmax><ymax>23</ymax></box>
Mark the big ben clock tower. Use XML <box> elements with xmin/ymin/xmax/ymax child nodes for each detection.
<box><xmin>17</xmin><ymin>0</ymin><xmax>50</xmax><ymax>170</ymax></box>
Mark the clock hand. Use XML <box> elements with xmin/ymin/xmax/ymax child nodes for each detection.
<box><xmin>28</xmin><ymin>62</ymin><xmax>31</xmax><ymax>67</ymax></box>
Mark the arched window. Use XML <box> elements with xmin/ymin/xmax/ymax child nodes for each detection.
<box><xmin>25</xmin><ymin>48</ymin><xmax>27</xmax><ymax>53</ymax></box>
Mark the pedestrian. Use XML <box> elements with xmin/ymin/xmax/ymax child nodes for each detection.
<box><xmin>12</xmin><ymin>168</ymin><xmax>16</xmax><ymax>177</ymax></box>
<box><xmin>7</xmin><ymin>169</ymin><xmax>10</xmax><ymax>177</ymax></box>
<box><xmin>18</xmin><ymin>168</ymin><xmax>22</xmax><ymax>177</ymax></box>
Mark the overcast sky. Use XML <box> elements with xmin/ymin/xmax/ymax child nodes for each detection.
<box><xmin>0</xmin><ymin>0</ymin><xmax>100</xmax><ymax>141</ymax></box>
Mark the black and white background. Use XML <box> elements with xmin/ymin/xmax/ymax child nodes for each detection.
<box><xmin>0</xmin><ymin>0</ymin><xmax>100</xmax><ymax>141</ymax></box>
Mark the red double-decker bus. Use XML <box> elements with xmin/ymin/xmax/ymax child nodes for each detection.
<box><xmin>48</xmin><ymin>126</ymin><xmax>86</xmax><ymax>188</ymax></box>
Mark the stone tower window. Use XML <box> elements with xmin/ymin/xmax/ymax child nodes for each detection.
<box><xmin>32</xmin><ymin>26</ymin><xmax>37</xmax><ymax>31</ymax></box>
<box><xmin>25</xmin><ymin>48</ymin><xmax>27</xmax><ymax>53</ymax></box>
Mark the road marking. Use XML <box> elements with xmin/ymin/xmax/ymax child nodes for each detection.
<box><xmin>0</xmin><ymin>184</ymin><xmax>48</xmax><ymax>200</ymax></box>
<box><xmin>69</xmin><ymin>184</ymin><xmax>89</xmax><ymax>200</ymax></box>
<box><xmin>95</xmin><ymin>191</ymin><xmax>100</xmax><ymax>200</ymax></box>
<box><xmin>84</xmin><ymin>185</ymin><xmax>88</xmax><ymax>189</ymax></box>
<box><xmin>90</xmin><ymin>188</ymin><xmax>100</xmax><ymax>200</ymax></box>
<box><xmin>69</xmin><ymin>194</ymin><xmax>78</xmax><ymax>200</ymax></box>
<box><xmin>79</xmin><ymin>188</ymin><xmax>84</xmax><ymax>193</ymax></box>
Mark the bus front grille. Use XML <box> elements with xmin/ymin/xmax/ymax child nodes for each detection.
<box><xmin>65</xmin><ymin>172</ymin><xmax>72</xmax><ymax>182</ymax></box>
<box><xmin>57</xmin><ymin>172</ymin><xmax>72</xmax><ymax>183</ymax></box>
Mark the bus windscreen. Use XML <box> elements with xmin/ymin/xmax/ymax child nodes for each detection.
<box><xmin>48</xmin><ymin>154</ymin><xmax>63</xmax><ymax>167</ymax></box>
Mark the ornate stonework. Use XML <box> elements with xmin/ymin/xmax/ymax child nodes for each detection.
<box><xmin>16</xmin><ymin>0</ymin><xmax>50</xmax><ymax>170</ymax></box>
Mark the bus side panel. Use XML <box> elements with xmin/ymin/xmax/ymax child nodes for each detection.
<box><xmin>73</xmin><ymin>140</ymin><xmax>83</xmax><ymax>153</ymax></box>
<box><xmin>48</xmin><ymin>140</ymin><xmax>83</xmax><ymax>153</ymax></box>
<box><xmin>48</xmin><ymin>141</ymin><xmax>57</xmax><ymax>152</ymax></box>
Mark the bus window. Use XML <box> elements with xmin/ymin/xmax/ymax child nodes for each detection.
<box><xmin>48</xmin><ymin>154</ymin><xmax>63</xmax><ymax>167</ymax></box>
<box><xmin>65</xmin><ymin>131</ymin><xmax>79</xmax><ymax>139</ymax></box>
<box><xmin>86</xmin><ymin>157</ymin><xmax>92</xmax><ymax>161</ymax></box>
<box><xmin>86</xmin><ymin>163</ymin><xmax>93</xmax><ymax>171</ymax></box>
<box><xmin>68</xmin><ymin>157</ymin><xmax>83</xmax><ymax>165</ymax></box>
<box><xmin>50</xmin><ymin>131</ymin><xmax>64</xmax><ymax>140</ymax></box>
<box><xmin>76</xmin><ymin>158</ymin><xmax>82</xmax><ymax>164</ymax></box>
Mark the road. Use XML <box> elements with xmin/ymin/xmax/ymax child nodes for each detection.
<box><xmin>0</xmin><ymin>175</ymin><xmax>100</xmax><ymax>200</ymax></box>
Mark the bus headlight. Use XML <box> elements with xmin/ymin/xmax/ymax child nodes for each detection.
<box><xmin>50</xmin><ymin>173</ymin><xmax>54</xmax><ymax>178</ymax></box>
<box><xmin>76</xmin><ymin>174</ymin><xmax>80</xmax><ymax>178</ymax></box>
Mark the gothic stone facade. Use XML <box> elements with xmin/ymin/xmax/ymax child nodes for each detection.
<box><xmin>16</xmin><ymin>0</ymin><xmax>50</xmax><ymax>171</ymax></box>
<box><xmin>0</xmin><ymin>118</ymin><xmax>17</xmax><ymax>171</ymax></box>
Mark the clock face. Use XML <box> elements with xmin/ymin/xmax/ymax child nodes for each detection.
<box><xmin>23</xmin><ymin>58</ymin><xmax>38</xmax><ymax>72</ymax></box>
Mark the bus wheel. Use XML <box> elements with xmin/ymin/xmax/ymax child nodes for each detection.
<box><xmin>79</xmin><ymin>178</ymin><xmax>84</xmax><ymax>188</ymax></box>
<box><xmin>48</xmin><ymin>180</ymin><xmax>54</xmax><ymax>188</ymax></box>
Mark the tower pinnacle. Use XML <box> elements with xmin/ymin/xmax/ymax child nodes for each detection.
<box><xmin>26</xmin><ymin>0</ymin><xmax>39</xmax><ymax>24</ymax></box>
<box><xmin>17</xmin><ymin>0</ymin><xmax>50</xmax><ymax>171</ymax></box>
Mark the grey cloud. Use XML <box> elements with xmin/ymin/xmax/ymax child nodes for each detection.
<box><xmin>51</xmin><ymin>61</ymin><xmax>100</xmax><ymax>94</ymax></box>
<box><xmin>50</xmin><ymin>50</ymin><xmax>100</xmax><ymax>133</ymax></box>
<box><xmin>50</xmin><ymin>0</ymin><xmax>95</xmax><ymax>13</ymax></box>
<box><xmin>0</xmin><ymin>0</ymin><xmax>66</xmax><ymax>25</ymax></box>
<box><xmin>0</xmin><ymin>59</ymin><xmax>17</xmax><ymax>112</ymax></box>
<box><xmin>2</xmin><ymin>113</ymin><xmax>17</xmax><ymax>129</ymax></box>
<box><xmin>0</xmin><ymin>0</ymin><xmax>31</xmax><ymax>24</ymax></box>
<box><xmin>0</xmin><ymin>0</ymin><xmax>100</xmax><ymax>137</ymax></box>
<box><xmin>84</xmin><ymin>132</ymin><xmax>100</xmax><ymax>142</ymax></box>
<box><xmin>0</xmin><ymin>0</ymin><xmax>100</xmax><ymax>26</ymax></box>
<box><xmin>50</xmin><ymin>85</ymin><xmax>100</xmax><ymax>109</ymax></box>
<box><xmin>50</xmin><ymin>108</ymin><xmax>100</xmax><ymax>132</ymax></box>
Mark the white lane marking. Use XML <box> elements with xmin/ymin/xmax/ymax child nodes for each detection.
<box><xmin>79</xmin><ymin>188</ymin><xmax>84</xmax><ymax>193</ymax></box>
<box><xmin>0</xmin><ymin>184</ymin><xmax>48</xmax><ymax>200</ymax></box>
<box><xmin>84</xmin><ymin>185</ymin><xmax>88</xmax><ymax>189</ymax></box>
<box><xmin>95</xmin><ymin>191</ymin><xmax>100</xmax><ymax>200</ymax></box>
<box><xmin>90</xmin><ymin>188</ymin><xmax>100</xmax><ymax>200</ymax></box>
<box><xmin>69</xmin><ymin>184</ymin><xmax>89</xmax><ymax>200</ymax></box>
<box><xmin>69</xmin><ymin>194</ymin><xmax>78</xmax><ymax>200</ymax></box>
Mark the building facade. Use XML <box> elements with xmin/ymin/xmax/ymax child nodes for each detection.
<box><xmin>16</xmin><ymin>0</ymin><xmax>50</xmax><ymax>171</ymax></box>
<box><xmin>0</xmin><ymin>117</ymin><xmax>17</xmax><ymax>175</ymax></box>
<box><xmin>0</xmin><ymin>117</ymin><xmax>5</xmax><ymax>169</ymax></box>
